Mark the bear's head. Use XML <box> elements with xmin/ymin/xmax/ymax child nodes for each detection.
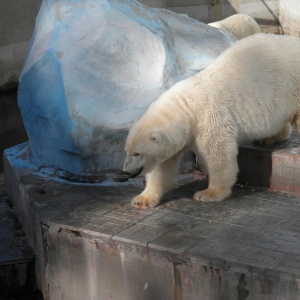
<box><xmin>123</xmin><ymin>124</ymin><xmax>172</xmax><ymax>178</ymax></box>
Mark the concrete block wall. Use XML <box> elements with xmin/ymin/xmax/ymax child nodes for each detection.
<box><xmin>279</xmin><ymin>0</ymin><xmax>300</xmax><ymax>36</ymax></box>
<box><xmin>271</xmin><ymin>148</ymin><xmax>300</xmax><ymax>194</ymax></box>
<box><xmin>0</xmin><ymin>0</ymin><xmax>292</xmax><ymax>91</ymax></box>
<box><xmin>140</xmin><ymin>0</ymin><xmax>280</xmax><ymax>33</ymax></box>
<box><xmin>0</xmin><ymin>0</ymin><xmax>41</xmax><ymax>91</ymax></box>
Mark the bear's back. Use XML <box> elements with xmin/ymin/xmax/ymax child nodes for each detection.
<box><xmin>195</xmin><ymin>33</ymin><xmax>300</xmax><ymax>141</ymax></box>
<box><xmin>200</xmin><ymin>33</ymin><xmax>300</xmax><ymax>101</ymax></box>
<box><xmin>208</xmin><ymin>33</ymin><xmax>300</xmax><ymax>77</ymax></box>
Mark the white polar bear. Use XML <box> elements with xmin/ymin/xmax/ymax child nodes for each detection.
<box><xmin>208</xmin><ymin>14</ymin><xmax>261</xmax><ymax>39</ymax></box>
<box><xmin>123</xmin><ymin>33</ymin><xmax>300</xmax><ymax>209</ymax></box>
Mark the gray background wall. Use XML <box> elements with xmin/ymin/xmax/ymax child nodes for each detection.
<box><xmin>0</xmin><ymin>0</ymin><xmax>41</xmax><ymax>91</ymax></box>
<box><xmin>0</xmin><ymin>0</ymin><xmax>42</xmax><ymax>172</ymax></box>
<box><xmin>140</xmin><ymin>0</ymin><xmax>279</xmax><ymax>33</ymax></box>
<box><xmin>0</xmin><ymin>0</ymin><xmax>281</xmax><ymax>91</ymax></box>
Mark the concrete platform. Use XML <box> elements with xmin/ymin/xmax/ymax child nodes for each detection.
<box><xmin>238</xmin><ymin>130</ymin><xmax>300</xmax><ymax>190</ymax></box>
<box><xmin>4</xmin><ymin>145</ymin><xmax>300</xmax><ymax>300</ymax></box>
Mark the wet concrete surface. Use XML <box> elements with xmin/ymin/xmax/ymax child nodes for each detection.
<box><xmin>4</xmin><ymin>150</ymin><xmax>300</xmax><ymax>299</ymax></box>
<box><xmin>0</xmin><ymin>88</ymin><xmax>28</xmax><ymax>173</ymax></box>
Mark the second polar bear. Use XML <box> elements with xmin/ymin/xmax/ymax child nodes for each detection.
<box><xmin>123</xmin><ymin>33</ymin><xmax>300</xmax><ymax>209</ymax></box>
<box><xmin>208</xmin><ymin>14</ymin><xmax>261</xmax><ymax>39</ymax></box>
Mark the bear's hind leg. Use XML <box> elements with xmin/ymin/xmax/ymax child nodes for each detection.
<box><xmin>263</xmin><ymin>122</ymin><xmax>292</xmax><ymax>145</ymax></box>
<box><xmin>291</xmin><ymin>111</ymin><xmax>300</xmax><ymax>132</ymax></box>
<box><xmin>193</xmin><ymin>150</ymin><xmax>238</xmax><ymax>203</ymax></box>
<box><xmin>131</xmin><ymin>152</ymin><xmax>182</xmax><ymax>209</ymax></box>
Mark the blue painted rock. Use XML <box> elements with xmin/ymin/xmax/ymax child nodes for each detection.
<box><xmin>18</xmin><ymin>0</ymin><xmax>236</xmax><ymax>175</ymax></box>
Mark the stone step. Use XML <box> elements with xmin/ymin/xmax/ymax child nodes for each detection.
<box><xmin>271</xmin><ymin>148</ymin><xmax>300</xmax><ymax>194</ymax></box>
<box><xmin>238</xmin><ymin>130</ymin><xmax>300</xmax><ymax>194</ymax></box>
<box><xmin>0</xmin><ymin>175</ymin><xmax>41</xmax><ymax>300</ymax></box>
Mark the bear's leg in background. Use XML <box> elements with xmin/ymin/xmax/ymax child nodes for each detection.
<box><xmin>263</xmin><ymin>122</ymin><xmax>292</xmax><ymax>145</ymax></box>
<box><xmin>193</xmin><ymin>147</ymin><xmax>238</xmax><ymax>203</ymax></box>
<box><xmin>131</xmin><ymin>152</ymin><xmax>182</xmax><ymax>209</ymax></box>
<box><xmin>291</xmin><ymin>110</ymin><xmax>300</xmax><ymax>132</ymax></box>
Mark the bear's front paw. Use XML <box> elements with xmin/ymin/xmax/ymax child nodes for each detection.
<box><xmin>131</xmin><ymin>194</ymin><xmax>159</xmax><ymax>209</ymax></box>
<box><xmin>193</xmin><ymin>187</ymin><xmax>230</xmax><ymax>203</ymax></box>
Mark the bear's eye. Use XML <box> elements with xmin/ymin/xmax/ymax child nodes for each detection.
<box><xmin>134</xmin><ymin>153</ymin><xmax>140</xmax><ymax>157</ymax></box>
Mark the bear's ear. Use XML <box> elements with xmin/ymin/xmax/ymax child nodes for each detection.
<box><xmin>150</xmin><ymin>131</ymin><xmax>164</xmax><ymax>143</ymax></box>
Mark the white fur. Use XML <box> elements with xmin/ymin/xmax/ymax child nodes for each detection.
<box><xmin>209</xmin><ymin>14</ymin><xmax>260</xmax><ymax>39</ymax></box>
<box><xmin>123</xmin><ymin>33</ymin><xmax>300</xmax><ymax>208</ymax></box>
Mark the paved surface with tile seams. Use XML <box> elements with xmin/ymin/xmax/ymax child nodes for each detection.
<box><xmin>21</xmin><ymin>171</ymin><xmax>300</xmax><ymax>279</ymax></box>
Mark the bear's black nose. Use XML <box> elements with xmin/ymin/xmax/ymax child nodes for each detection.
<box><xmin>129</xmin><ymin>167</ymin><xmax>143</xmax><ymax>178</ymax></box>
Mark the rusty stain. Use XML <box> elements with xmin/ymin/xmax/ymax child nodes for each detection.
<box><xmin>295</xmin><ymin>278</ymin><xmax>300</xmax><ymax>289</ymax></box>
<box><xmin>237</xmin><ymin>274</ymin><xmax>249</xmax><ymax>300</ymax></box>
<box><xmin>184</xmin><ymin>276</ymin><xmax>192</xmax><ymax>288</ymax></box>
<box><xmin>173</xmin><ymin>263</ymin><xmax>183</xmax><ymax>300</ymax></box>
<box><xmin>42</xmin><ymin>226</ymin><xmax>49</xmax><ymax>265</ymax></box>
<box><xmin>213</xmin><ymin>0</ymin><xmax>222</xmax><ymax>22</ymax></box>
<box><xmin>45</xmin><ymin>282</ymin><xmax>50</xmax><ymax>300</ymax></box>
<box><xmin>215</xmin><ymin>268</ymin><xmax>223</xmax><ymax>295</ymax></box>
<box><xmin>255</xmin><ymin>276</ymin><xmax>273</xmax><ymax>295</ymax></box>
<box><xmin>96</xmin><ymin>242</ymin><xmax>100</xmax><ymax>249</ymax></box>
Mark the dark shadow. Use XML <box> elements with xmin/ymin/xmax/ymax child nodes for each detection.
<box><xmin>0</xmin><ymin>88</ymin><xmax>28</xmax><ymax>173</ymax></box>
<box><xmin>161</xmin><ymin>177</ymin><xmax>209</xmax><ymax>205</ymax></box>
<box><xmin>259</xmin><ymin>0</ymin><xmax>282</xmax><ymax>31</ymax></box>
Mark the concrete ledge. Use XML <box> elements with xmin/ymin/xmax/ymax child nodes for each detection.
<box><xmin>4</xmin><ymin>147</ymin><xmax>300</xmax><ymax>299</ymax></box>
<box><xmin>271</xmin><ymin>148</ymin><xmax>300</xmax><ymax>193</ymax></box>
<box><xmin>238</xmin><ymin>130</ymin><xmax>300</xmax><ymax>192</ymax></box>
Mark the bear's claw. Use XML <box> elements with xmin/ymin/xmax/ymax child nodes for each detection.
<box><xmin>131</xmin><ymin>194</ymin><xmax>158</xmax><ymax>209</ymax></box>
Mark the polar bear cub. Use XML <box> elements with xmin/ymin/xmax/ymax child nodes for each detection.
<box><xmin>123</xmin><ymin>33</ymin><xmax>300</xmax><ymax>209</ymax></box>
<box><xmin>208</xmin><ymin>14</ymin><xmax>261</xmax><ymax>39</ymax></box>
